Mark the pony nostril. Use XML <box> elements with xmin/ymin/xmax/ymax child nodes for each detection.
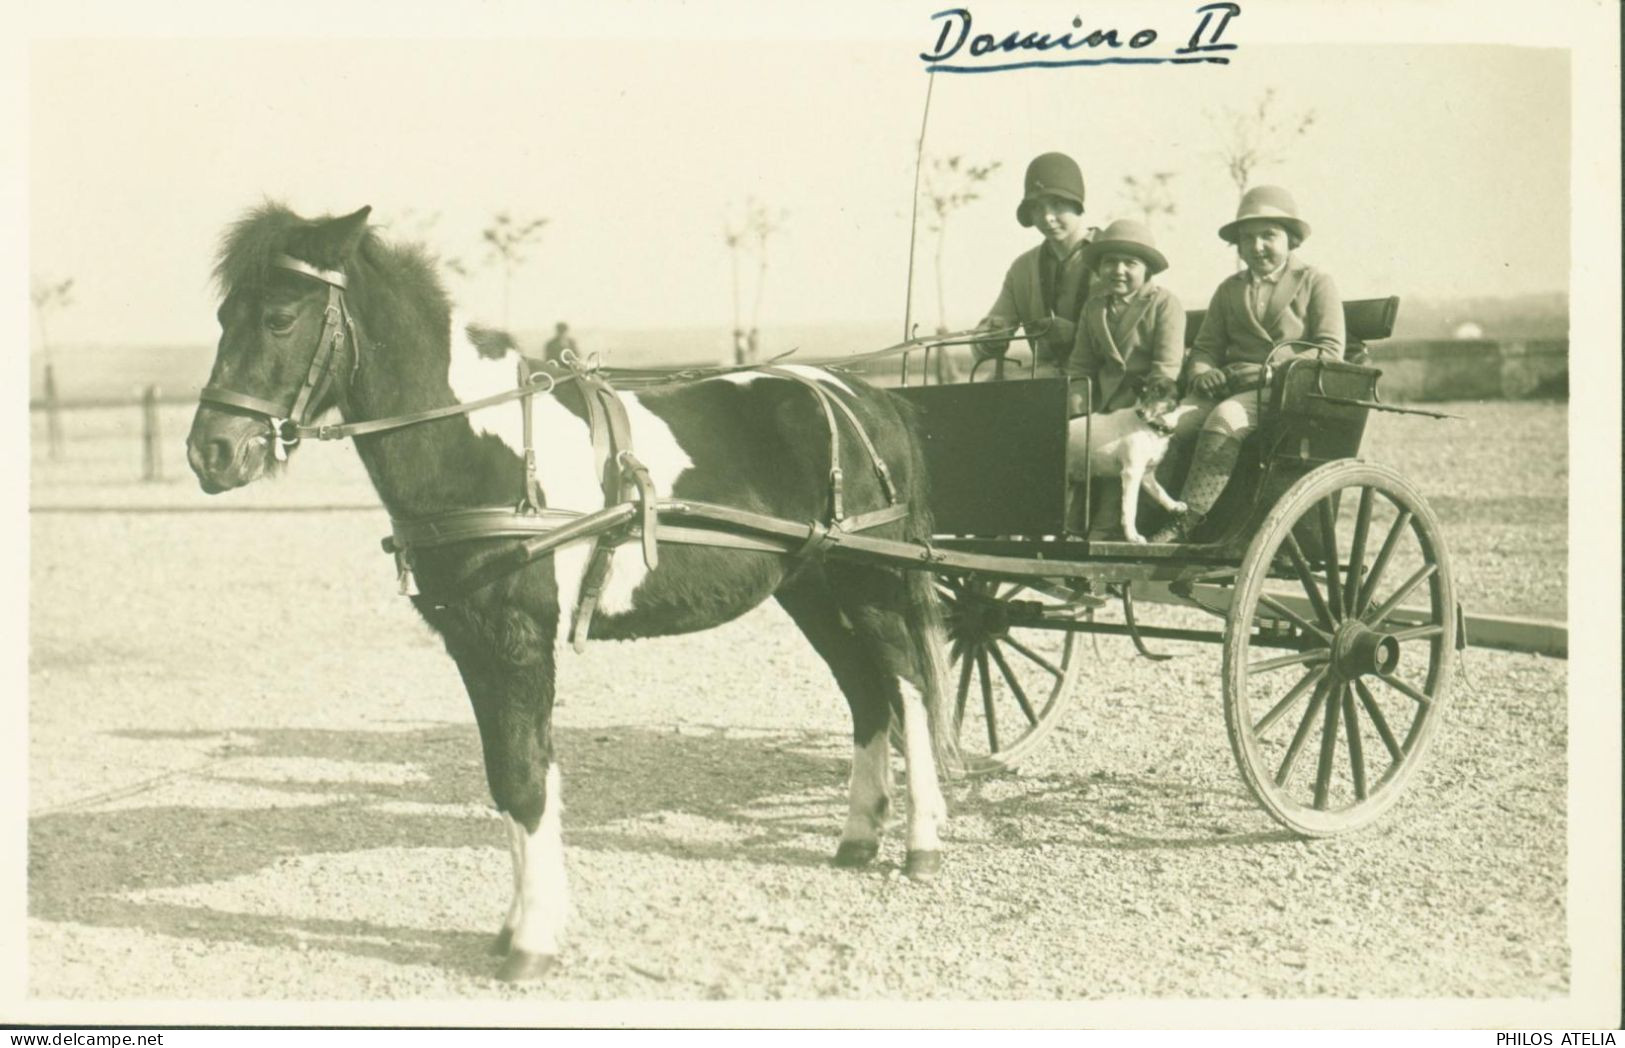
<box><xmin>205</xmin><ymin>437</ymin><xmax>235</xmax><ymax>473</ymax></box>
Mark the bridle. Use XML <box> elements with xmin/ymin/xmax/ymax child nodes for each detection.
<box><xmin>198</xmin><ymin>254</ymin><xmax>361</xmax><ymax>461</ymax></box>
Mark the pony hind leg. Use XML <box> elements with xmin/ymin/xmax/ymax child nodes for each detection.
<box><xmin>831</xmin><ymin>561</ymin><xmax>957</xmax><ymax>879</ymax></box>
<box><xmin>774</xmin><ymin>573</ymin><xmax>896</xmax><ymax>867</ymax></box>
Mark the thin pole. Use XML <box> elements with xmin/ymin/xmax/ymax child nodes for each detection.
<box><xmin>901</xmin><ymin>71</ymin><xmax>937</xmax><ymax>365</ymax></box>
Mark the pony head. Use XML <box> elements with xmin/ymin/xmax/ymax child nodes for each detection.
<box><xmin>187</xmin><ymin>204</ymin><xmax>371</xmax><ymax>493</ymax></box>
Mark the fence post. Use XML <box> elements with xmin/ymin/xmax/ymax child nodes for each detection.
<box><xmin>142</xmin><ymin>384</ymin><xmax>162</xmax><ymax>481</ymax></box>
<box><xmin>44</xmin><ymin>363</ymin><xmax>64</xmax><ymax>460</ymax></box>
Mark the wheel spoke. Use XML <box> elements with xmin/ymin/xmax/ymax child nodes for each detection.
<box><xmin>977</xmin><ymin>650</ymin><xmax>1000</xmax><ymax>752</ymax></box>
<box><xmin>1003</xmin><ymin>635</ymin><xmax>1064</xmax><ymax>679</ymax></box>
<box><xmin>1254</xmin><ymin>665</ymin><xmax>1326</xmax><ymax>736</ymax></box>
<box><xmin>1275</xmin><ymin>679</ymin><xmax>1330</xmax><ymax>787</ymax></box>
<box><xmin>1312</xmin><ymin>671</ymin><xmax>1344</xmax><ymax>809</ymax></box>
<box><xmin>1318</xmin><ymin>498</ymin><xmax>1345</xmax><ymax>616</ymax></box>
<box><xmin>1355</xmin><ymin>509</ymin><xmax>1413</xmax><ymax>615</ymax></box>
<box><xmin>1283</xmin><ymin>533</ymin><xmax>1336</xmax><ymax>629</ymax></box>
<box><xmin>953</xmin><ymin>649</ymin><xmax>974</xmax><ymax>728</ymax></box>
<box><xmin>1374</xmin><ymin>671</ymin><xmax>1433</xmax><ymax>711</ymax></box>
<box><xmin>1343</xmin><ymin>487</ymin><xmax>1375</xmax><ymax>616</ymax></box>
<box><xmin>1257</xmin><ymin>593</ymin><xmax>1333</xmax><ymax>645</ymax></box>
<box><xmin>1249</xmin><ymin>649</ymin><xmax>1330</xmax><ymax>675</ymax></box>
<box><xmin>1353</xmin><ymin>678</ymin><xmax>1404</xmax><ymax>761</ymax></box>
<box><xmin>987</xmin><ymin>643</ymin><xmax>1040</xmax><ymax>726</ymax></box>
<box><xmin>1389</xmin><ymin>623</ymin><xmax>1446</xmax><ymax>644</ymax></box>
<box><xmin>1365</xmin><ymin>564</ymin><xmax>1439</xmax><ymax>630</ymax></box>
<box><xmin>1342</xmin><ymin>684</ymin><xmax>1367</xmax><ymax>800</ymax></box>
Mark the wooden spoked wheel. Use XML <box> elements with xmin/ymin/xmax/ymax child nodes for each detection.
<box><xmin>1224</xmin><ymin>461</ymin><xmax>1456</xmax><ymax>836</ymax></box>
<box><xmin>936</xmin><ymin>575</ymin><xmax>1086</xmax><ymax>774</ymax></box>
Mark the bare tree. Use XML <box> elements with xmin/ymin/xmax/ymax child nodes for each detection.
<box><xmin>746</xmin><ymin>198</ymin><xmax>787</xmax><ymax>363</ymax></box>
<box><xmin>481</xmin><ymin>211</ymin><xmax>549</xmax><ymax>327</ymax></box>
<box><xmin>1119</xmin><ymin>172</ymin><xmax>1178</xmax><ymax>231</ymax></box>
<box><xmin>722</xmin><ymin>197</ymin><xmax>787</xmax><ymax>364</ymax></box>
<box><xmin>722</xmin><ymin>219</ymin><xmax>746</xmax><ymax>364</ymax></box>
<box><xmin>31</xmin><ymin>275</ymin><xmax>73</xmax><ymax>459</ymax></box>
<box><xmin>921</xmin><ymin>154</ymin><xmax>1001</xmax><ymax>335</ymax></box>
<box><xmin>1209</xmin><ymin>87</ymin><xmax>1316</xmax><ymax>193</ymax></box>
<box><xmin>397</xmin><ymin>208</ymin><xmax>467</xmax><ymax>277</ymax></box>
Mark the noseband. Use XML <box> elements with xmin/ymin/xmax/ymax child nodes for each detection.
<box><xmin>198</xmin><ymin>254</ymin><xmax>360</xmax><ymax>461</ymax></box>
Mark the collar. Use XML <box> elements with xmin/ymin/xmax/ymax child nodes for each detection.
<box><xmin>1249</xmin><ymin>260</ymin><xmax>1289</xmax><ymax>285</ymax></box>
<box><xmin>1136</xmin><ymin>405</ymin><xmax>1177</xmax><ymax>436</ymax></box>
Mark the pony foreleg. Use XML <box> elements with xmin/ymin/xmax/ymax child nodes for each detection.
<box><xmin>898</xmin><ymin>680</ymin><xmax>947</xmax><ymax>879</ymax></box>
<box><xmin>497</xmin><ymin>762</ymin><xmax>569</xmax><ymax>981</ymax></box>
<box><xmin>491</xmin><ymin>816</ymin><xmax>526</xmax><ymax>955</ymax></box>
<box><xmin>834</xmin><ymin>731</ymin><xmax>893</xmax><ymax>866</ymax></box>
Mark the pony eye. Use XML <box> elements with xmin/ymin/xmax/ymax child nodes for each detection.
<box><xmin>264</xmin><ymin>312</ymin><xmax>296</xmax><ymax>333</ymax></box>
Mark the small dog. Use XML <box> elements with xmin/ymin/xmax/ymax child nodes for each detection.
<box><xmin>1067</xmin><ymin>376</ymin><xmax>1198</xmax><ymax>543</ymax></box>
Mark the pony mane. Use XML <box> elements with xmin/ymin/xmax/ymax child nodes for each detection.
<box><xmin>212</xmin><ymin>201</ymin><xmax>451</xmax><ymax>318</ymax></box>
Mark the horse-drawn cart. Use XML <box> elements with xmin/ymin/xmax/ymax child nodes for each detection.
<box><xmin>882</xmin><ymin>297</ymin><xmax>1462</xmax><ymax>836</ymax></box>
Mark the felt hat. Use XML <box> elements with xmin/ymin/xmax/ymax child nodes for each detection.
<box><xmin>1218</xmin><ymin>185</ymin><xmax>1311</xmax><ymax>244</ymax></box>
<box><xmin>1083</xmin><ymin>218</ymin><xmax>1168</xmax><ymax>275</ymax></box>
<box><xmin>1016</xmin><ymin>152</ymin><xmax>1086</xmax><ymax>227</ymax></box>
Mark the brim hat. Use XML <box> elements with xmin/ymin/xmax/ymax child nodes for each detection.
<box><xmin>1218</xmin><ymin>185</ymin><xmax>1310</xmax><ymax>244</ymax></box>
<box><xmin>1016</xmin><ymin>152</ymin><xmax>1086</xmax><ymax>227</ymax></box>
<box><xmin>1083</xmin><ymin>218</ymin><xmax>1168</xmax><ymax>276</ymax></box>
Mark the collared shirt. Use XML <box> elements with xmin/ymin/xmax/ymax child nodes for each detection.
<box><xmin>1248</xmin><ymin>261</ymin><xmax>1288</xmax><ymax>317</ymax></box>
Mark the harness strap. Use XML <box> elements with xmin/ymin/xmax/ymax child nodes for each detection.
<box><xmin>517</xmin><ymin>358</ymin><xmax>545</xmax><ymax>514</ymax></box>
<box><xmin>758</xmin><ymin>367</ymin><xmax>901</xmax><ymax>518</ymax></box>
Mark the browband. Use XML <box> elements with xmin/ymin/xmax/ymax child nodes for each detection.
<box><xmin>273</xmin><ymin>253</ymin><xmax>348</xmax><ymax>288</ymax></box>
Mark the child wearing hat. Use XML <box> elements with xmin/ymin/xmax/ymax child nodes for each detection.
<box><xmin>1152</xmin><ymin>185</ymin><xmax>1345</xmax><ymax>543</ymax></box>
<box><xmin>1064</xmin><ymin>217</ymin><xmax>1186</xmax><ymax>415</ymax></box>
<box><xmin>975</xmin><ymin>152</ymin><xmax>1097</xmax><ymax>378</ymax></box>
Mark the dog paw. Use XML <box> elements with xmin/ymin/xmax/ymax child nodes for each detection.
<box><xmin>1125</xmin><ymin>531</ymin><xmax>1148</xmax><ymax>545</ymax></box>
<box><xmin>1169</xmin><ymin>501</ymin><xmax>1188</xmax><ymax>515</ymax></box>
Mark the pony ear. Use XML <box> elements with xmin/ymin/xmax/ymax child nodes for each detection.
<box><xmin>298</xmin><ymin>206</ymin><xmax>373</xmax><ymax>268</ymax></box>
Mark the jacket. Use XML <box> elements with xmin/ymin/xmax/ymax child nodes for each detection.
<box><xmin>1064</xmin><ymin>282</ymin><xmax>1186</xmax><ymax>410</ymax></box>
<box><xmin>981</xmin><ymin>237</ymin><xmax>1094</xmax><ymax>376</ymax></box>
<box><xmin>1189</xmin><ymin>256</ymin><xmax>1344</xmax><ymax>374</ymax></box>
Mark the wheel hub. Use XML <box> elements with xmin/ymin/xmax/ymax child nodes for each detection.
<box><xmin>952</xmin><ymin>596</ymin><xmax>1010</xmax><ymax>643</ymax></box>
<box><xmin>1330</xmin><ymin>620</ymin><xmax>1399</xmax><ymax>680</ymax></box>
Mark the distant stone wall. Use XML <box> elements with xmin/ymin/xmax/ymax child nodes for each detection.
<box><xmin>1370</xmin><ymin>339</ymin><xmax>1568</xmax><ymax>402</ymax></box>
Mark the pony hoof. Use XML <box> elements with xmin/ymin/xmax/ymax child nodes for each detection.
<box><xmin>903</xmin><ymin>850</ymin><xmax>943</xmax><ymax>880</ymax></box>
<box><xmin>833</xmin><ymin>840</ymin><xmax>880</xmax><ymax>867</ymax></box>
<box><xmin>497</xmin><ymin>949</ymin><xmax>558</xmax><ymax>981</ymax></box>
<box><xmin>489</xmin><ymin>928</ymin><xmax>513</xmax><ymax>956</ymax></box>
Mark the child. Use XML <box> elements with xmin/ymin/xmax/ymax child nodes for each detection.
<box><xmin>975</xmin><ymin>152</ymin><xmax>1097</xmax><ymax>378</ymax></box>
<box><xmin>1064</xmin><ymin>218</ymin><xmax>1185</xmax><ymax>415</ymax></box>
<box><xmin>1152</xmin><ymin>185</ymin><xmax>1345</xmax><ymax>542</ymax></box>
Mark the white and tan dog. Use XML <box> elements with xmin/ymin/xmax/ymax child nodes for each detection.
<box><xmin>1067</xmin><ymin>376</ymin><xmax>1198</xmax><ymax>543</ymax></box>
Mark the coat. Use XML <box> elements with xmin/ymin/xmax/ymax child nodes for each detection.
<box><xmin>981</xmin><ymin>238</ymin><xmax>1093</xmax><ymax>377</ymax></box>
<box><xmin>1189</xmin><ymin>256</ymin><xmax>1344</xmax><ymax>373</ymax></box>
<box><xmin>1064</xmin><ymin>282</ymin><xmax>1186</xmax><ymax>411</ymax></box>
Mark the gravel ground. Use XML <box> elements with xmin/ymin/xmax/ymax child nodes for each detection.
<box><xmin>22</xmin><ymin>401</ymin><xmax>1581</xmax><ymax>1014</ymax></box>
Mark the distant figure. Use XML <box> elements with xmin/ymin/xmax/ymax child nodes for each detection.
<box><xmin>545</xmin><ymin>322</ymin><xmax>579</xmax><ymax>364</ymax></box>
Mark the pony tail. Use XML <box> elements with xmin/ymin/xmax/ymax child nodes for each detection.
<box><xmin>905</xmin><ymin>559</ymin><xmax>962</xmax><ymax>779</ymax></box>
<box><xmin>895</xmin><ymin>402</ymin><xmax>961</xmax><ymax>780</ymax></box>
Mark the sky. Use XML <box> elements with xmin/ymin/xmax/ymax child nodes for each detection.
<box><xmin>23</xmin><ymin>7</ymin><xmax>1574</xmax><ymax>350</ymax></box>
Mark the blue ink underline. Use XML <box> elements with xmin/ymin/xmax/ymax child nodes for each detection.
<box><xmin>926</xmin><ymin>55</ymin><xmax>1230</xmax><ymax>73</ymax></box>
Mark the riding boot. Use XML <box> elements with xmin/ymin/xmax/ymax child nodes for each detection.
<box><xmin>1149</xmin><ymin>430</ymin><xmax>1241</xmax><ymax>543</ymax></box>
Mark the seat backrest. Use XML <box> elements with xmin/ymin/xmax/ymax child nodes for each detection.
<box><xmin>1183</xmin><ymin>296</ymin><xmax>1400</xmax><ymax>350</ymax></box>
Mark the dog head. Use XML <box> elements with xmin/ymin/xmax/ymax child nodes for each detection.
<box><xmin>1135</xmin><ymin>376</ymin><xmax>1181</xmax><ymax>417</ymax></box>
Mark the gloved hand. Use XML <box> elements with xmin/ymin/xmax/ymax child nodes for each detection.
<box><xmin>972</xmin><ymin>317</ymin><xmax>1011</xmax><ymax>361</ymax></box>
<box><xmin>1189</xmin><ymin>369</ymin><xmax>1228</xmax><ymax>398</ymax></box>
<box><xmin>1222</xmin><ymin>362</ymin><xmax>1266</xmax><ymax>393</ymax></box>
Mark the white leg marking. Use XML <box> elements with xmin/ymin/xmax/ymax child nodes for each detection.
<box><xmin>898</xmin><ymin>680</ymin><xmax>946</xmax><ymax>853</ymax></box>
<box><xmin>510</xmin><ymin>763</ymin><xmax>569</xmax><ymax>956</ymax></box>
<box><xmin>841</xmin><ymin>732</ymin><xmax>893</xmax><ymax>845</ymax></box>
<box><xmin>501</xmin><ymin>814</ymin><xmax>525</xmax><ymax>939</ymax></box>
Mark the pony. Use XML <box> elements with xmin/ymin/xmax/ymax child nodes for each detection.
<box><xmin>185</xmin><ymin>203</ymin><xmax>959</xmax><ymax>980</ymax></box>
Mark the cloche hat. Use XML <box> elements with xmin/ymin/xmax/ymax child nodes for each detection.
<box><xmin>1016</xmin><ymin>152</ymin><xmax>1086</xmax><ymax>227</ymax></box>
<box><xmin>1082</xmin><ymin>218</ymin><xmax>1168</xmax><ymax>275</ymax></box>
<box><xmin>1218</xmin><ymin>185</ymin><xmax>1311</xmax><ymax>244</ymax></box>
